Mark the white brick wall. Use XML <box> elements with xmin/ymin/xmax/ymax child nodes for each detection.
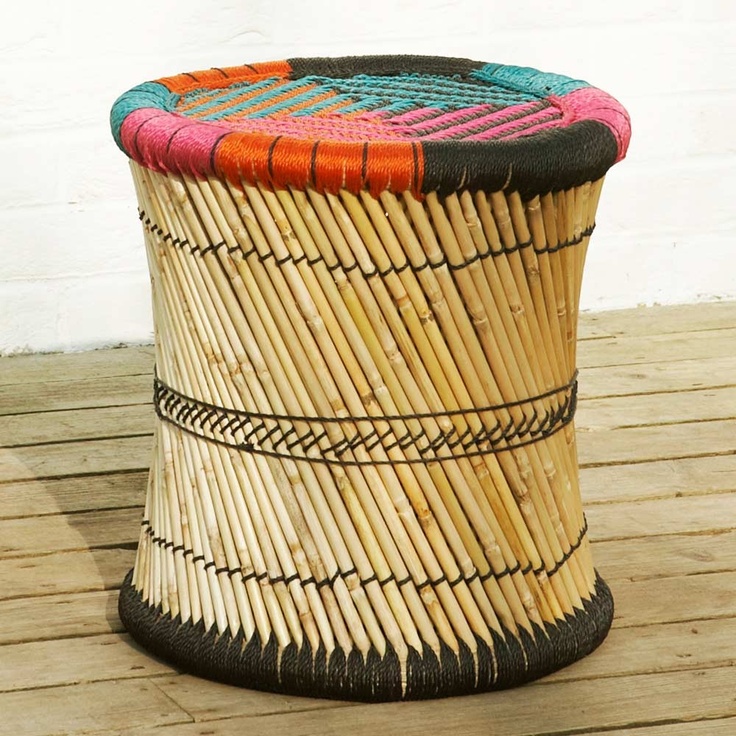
<box><xmin>1</xmin><ymin>0</ymin><xmax>734</xmax><ymax>354</ymax></box>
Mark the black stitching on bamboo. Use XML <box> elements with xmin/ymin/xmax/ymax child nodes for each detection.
<box><xmin>137</xmin><ymin>210</ymin><xmax>593</xmax><ymax>275</ymax></box>
<box><xmin>199</xmin><ymin>240</ymin><xmax>226</xmax><ymax>256</ymax></box>
<box><xmin>152</xmin><ymin>372</ymin><xmax>579</xmax><ymax>465</ymax></box>
<box><xmin>416</xmin><ymin>574</ymin><xmax>446</xmax><ymax>590</ymax></box>
<box><xmin>266</xmin><ymin>136</ymin><xmax>281</xmax><ymax>182</ymax></box>
<box><xmin>142</xmin><ymin>513</ymin><xmax>588</xmax><ymax>589</ymax></box>
<box><xmin>316</xmin><ymin>572</ymin><xmax>340</xmax><ymax>590</ymax></box>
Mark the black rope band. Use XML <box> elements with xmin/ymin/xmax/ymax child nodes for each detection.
<box><xmin>152</xmin><ymin>373</ymin><xmax>577</xmax><ymax>467</ymax></box>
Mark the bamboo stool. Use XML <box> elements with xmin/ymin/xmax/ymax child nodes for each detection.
<box><xmin>111</xmin><ymin>55</ymin><xmax>631</xmax><ymax>701</ymax></box>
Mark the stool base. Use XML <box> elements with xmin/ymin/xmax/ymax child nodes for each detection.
<box><xmin>119</xmin><ymin>571</ymin><xmax>613</xmax><ymax>702</ymax></box>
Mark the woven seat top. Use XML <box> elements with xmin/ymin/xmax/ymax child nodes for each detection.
<box><xmin>111</xmin><ymin>55</ymin><xmax>630</xmax><ymax>197</ymax></box>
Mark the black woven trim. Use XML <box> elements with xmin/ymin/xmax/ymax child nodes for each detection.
<box><xmin>152</xmin><ymin>372</ymin><xmax>578</xmax><ymax>467</ymax></box>
<box><xmin>288</xmin><ymin>55</ymin><xmax>484</xmax><ymax>81</ymax></box>
<box><xmin>119</xmin><ymin>569</ymin><xmax>613</xmax><ymax>702</ymax></box>
<box><xmin>421</xmin><ymin>120</ymin><xmax>619</xmax><ymax>198</ymax></box>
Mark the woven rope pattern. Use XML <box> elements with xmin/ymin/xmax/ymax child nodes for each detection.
<box><xmin>111</xmin><ymin>55</ymin><xmax>631</xmax><ymax>197</ymax></box>
<box><xmin>152</xmin><ymin>374</ymin><xmax>578</xmax><ymax>466</ymax></box>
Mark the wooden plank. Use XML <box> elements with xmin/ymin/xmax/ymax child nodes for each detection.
<box><xmin>0</xmin><ymin>345</ymin><xmax>153</xmax><ymax>387</ymax></box>
<box><xmin>0</xmin><ymin>415</ymin><xmax>731</xmax><ymax>490</ymax></box>
<box><xmin>1</xmin><ymin>524</ymin><xmax>730</xmax><ymax>607</ymax></box>
<box><xmin>578</xmin><ymin>419</ymin><xmax>736</xmax><ymax>467</ymax></box>
<box><xmin>1</xmin><ymin>382</ymin><xmax>732</xmax><ymax>452</ymax></box>
<box><xmin>126</xmin><ymin>667</ymin><xmax>736</xmax><ymax>736</ymax></box>
<box><xmin>0</xmin><ymin>590</ymin><xmax>121</xmax><ymax>645</ymax></box>
<box><xmin>587</xmin><ymin>493</ymin><xmax>736</xmax><ymax>541</ymax></box>
<box><xmin>114</xmin><ymin>620</ymin><xmax>736</xmax><ymax>725</ymax></box>
<box><xmin>610</xmin><ymin>571</ymin><xmax>736</xmax><ymax>629</ymax></box>
<box><xmin>0</xmin><ymin>309</ymin><xmax>731</xmax><ymax>420</ymax></box>
<box><xmin>0</xmin><ymin>679</ymin><xmax>189</xmax><ymax>736</ymax></box>
<box><xmin>0</xmin><ymin>634</ymin><xmax>174</xmax><ymax>692</ymax></box>
<box><xmin>593</xmin><ymin>530</ymin><xmax>736</xmax><ymax>581</ymax></box>
<box><xmin>3</xmin><ymin>569</ymin><xmax>733</xmax><ymax>648</ymax></box>
<box><xmin>578</xmin><ymin>328</ymin><xmax>736</xmax><ymax>370</ymax></box>
<box><xmin>579</xmin><ymin>301</ymin><xmax>736</xmax><ymax>338</ymax></box>
<box><xmin>543</xmin><ymin>617</ymin><xmax>736</xmax><ymax>684</ymax></box>
<box><xmin>0</xmin><ymin>507</ymin><xmax>142</xmax><ymax>559</ymax></box>
<box><xmin>580</xmin><ymin>454</ymin><xmax>736</xmax><ymax>504</ymax></box>
<box><xmin>1</xmin><ymin>489</ymin><xmax>730</xmax><ymax>574</ymax></box>
<box><xmin>0</xmin><ymin>548</ymin><xmax>134</xmax><ymax>601</ymax></box>
<box><xmin>584</xmin><ymin>718</ymin><xmax>736</xmax><ymax>735</ymax></box>
<box><xmin>0</xmin><ymin>404</ymin><xmax>153</xmax><ymax>448</ymax></box>
<box><xmin>0</xmin><ymin>471</ymin><xmax>147</xmax><ymax>520</ymax></box>
<box><xmin>0</xmin><ymin>436</ymin><xmax>151</xmax><ymax>483</ymax></box>
<box><xmin>580</xmin><ymin>356</ymin><xmax>736</xmax><ymax>399</ymax></box>
<box><xmin>577</xmin><ymin>386</ymin><xmax>736</xmax><ymax>430</ymax></box>
<box><xmin>134</xmin><ymin>675</ymin><xmax>352</xmax><ymax>724</ymax></box>
<box><xmin>0</xmin><ymin>373</ymin><xmax>152</xmax><ymax>416</ymax></box>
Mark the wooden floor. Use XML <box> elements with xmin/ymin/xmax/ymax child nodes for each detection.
<box><xmin>1</xmin><ymin>301</ymin><xmax>735</xmax><ymax>736</ymax></box>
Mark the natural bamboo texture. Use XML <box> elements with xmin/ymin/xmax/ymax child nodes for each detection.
<box><xmin>126</xmin><ymin>161</ymin><xmax>607</xmax><ymax>696</ymax></box>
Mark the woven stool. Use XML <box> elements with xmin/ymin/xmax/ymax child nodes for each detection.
<box><xmin>111</xmin><ymin>55</ymin><xmax>630</xmax><ymax>701</ymax></box>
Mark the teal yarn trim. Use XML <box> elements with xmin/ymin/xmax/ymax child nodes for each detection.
<box><xmin>110</xmin><ymin>82</ymin><xmax>174</xmax><ymax>151</ymax></box>
<box><xmin>324</xmin><ymin>73</ymin><xmax>536</xmax><ymax>109</ymax></box>
<box><xmin>472</xmin><ymin>64</ymin><xmax>590</xmax><ymax>97</ymax></box>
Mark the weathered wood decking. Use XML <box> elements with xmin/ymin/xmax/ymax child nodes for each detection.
<box><xmin>1</xmin><ymin>302</ymin><xmax>735</xmax><ymax>736</ymax></box>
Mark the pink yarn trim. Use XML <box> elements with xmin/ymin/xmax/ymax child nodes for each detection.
<box><xmin>462</xmin><ymin>107</ymin><xmax>560</xmax><ymax>142</ymax></box>
<box><xmin>120</xmin><ymin>108</ymin><xmax>227</xmax><ymax>177</ymax></box>
<box><xmin>554</xmin><ymin>87</ymin><xmax>631</xmax><ymax>161</ymax></box>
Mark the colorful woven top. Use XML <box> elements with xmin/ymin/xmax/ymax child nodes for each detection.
<box><xmin>111</xmin><ymin>55</ymin><xmax>630</xmax><ymax>198</ymax></box>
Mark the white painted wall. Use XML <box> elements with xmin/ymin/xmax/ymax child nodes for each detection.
<box><xmin>1</xmin><ymin>0</ymin><xmax>734</xmax><ymax>354</ymax></box>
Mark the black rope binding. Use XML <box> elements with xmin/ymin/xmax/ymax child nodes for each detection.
<box><xmin>151</xmin><ymin>372</ymin><xmax>578</xmax><ymax>467</ymax></box>
<box><xmin>138</xmin><ymin>208</ymin><xmax>594</xmax><ymax>280</ymax></box>
<box><xmin>119</xmin><ymin>569</ymin><xmax>613</xmax><ymax>701</ymax></box>
<box><xmin>138</xmin><ymin>515</ymin><xmax>589</xmax><ymax>586</ymax></box>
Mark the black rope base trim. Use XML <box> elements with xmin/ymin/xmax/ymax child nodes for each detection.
<box><xmin>119</xmin><ymin>570</ymin><xmax>613</xmax><ymax>702</ymax></box>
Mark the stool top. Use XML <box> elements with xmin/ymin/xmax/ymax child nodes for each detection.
<box><xmin>111</xmin><ymin>55</ymin><xmax>630</xmax><ymax>198</ymax></box>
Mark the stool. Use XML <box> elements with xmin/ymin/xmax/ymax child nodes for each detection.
<box><xmin>111</xmin><ymin>55</ymin><xmax>630</xmax><ymax>701</ymax></box>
